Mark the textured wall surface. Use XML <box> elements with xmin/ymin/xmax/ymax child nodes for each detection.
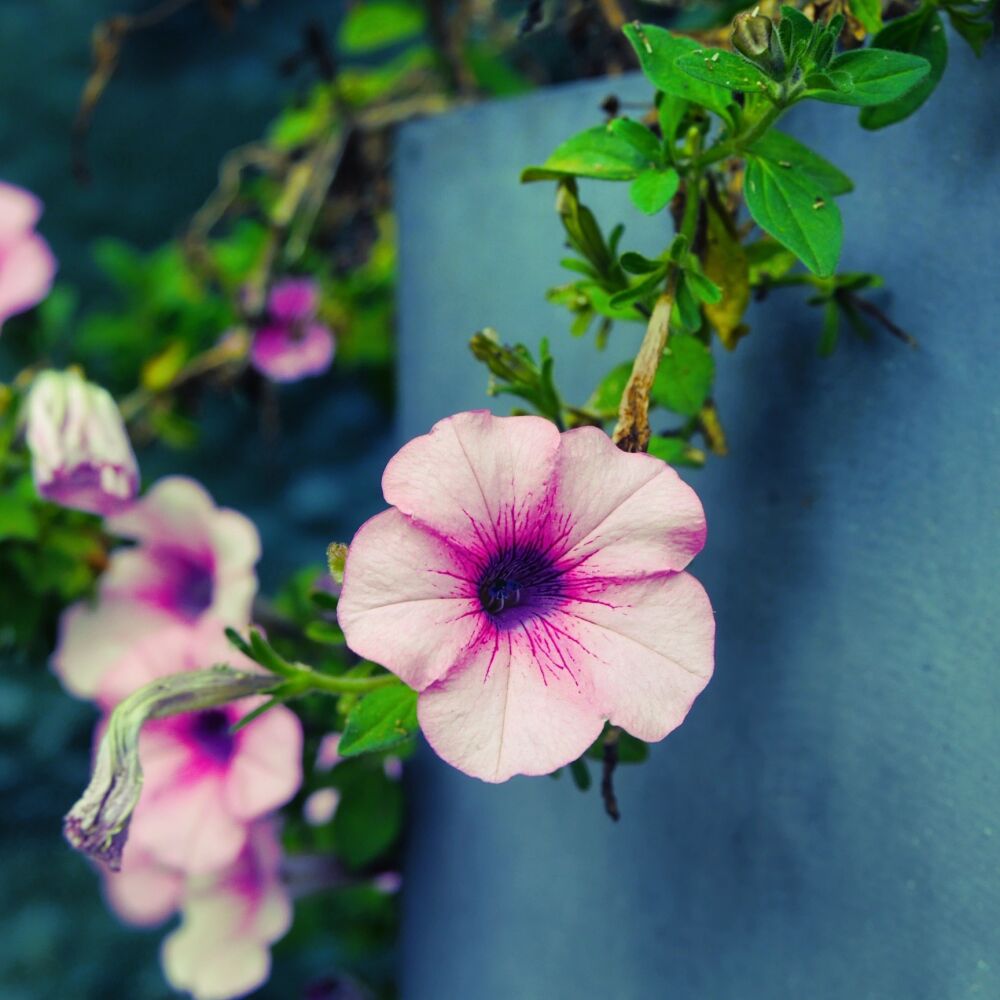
<box><xmin>395</xmin><ymin>35</ymin><xmax>1000</xmax><ymax>1000</ymax></box>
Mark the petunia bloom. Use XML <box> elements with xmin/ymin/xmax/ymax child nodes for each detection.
<box><xmin>25</xmin><ymin>368</ymin><xmax>139</xmax><ymax>516</ymax></box>
<box><xmin>0</xmin><ymin>180</ymin><xmax>56</xmax><ymax>330</ymax></box>
<box><xmin>249</xmin><ymin>277</ymin><xmax>335</xmax><ymax>383</ymax></box>
<box><xmin>161</xmin><ymin>820</ymin><xmax>292</xmax><ymax>1000</ymax></box>
<box><xmin>93</xmin><ymin>619</ymin><xmax>303</xmax><ymax>875</ymax></box>
<box><xmin>54</xmin><ymin>476</ymin><xmax>260</xmax><ymax>699</ymax></box>
<box><xmin>338</xmin><ymin>411</ymin><xmax>715</xmax><ymax>782</ymax></box>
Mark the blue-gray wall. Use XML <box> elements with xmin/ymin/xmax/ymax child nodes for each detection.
<box><xmin>395</xmin><ymin>34</ymin><xmax>1000</xmax><ymax>1000</ymax></box>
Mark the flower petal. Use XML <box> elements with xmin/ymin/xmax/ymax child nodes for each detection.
<box><xmin>381</xmin><ymin>411</ymin><xmax>561</xmax><ymax>551</ymax></box>
<box><xmin>0</xmin><ymin>233</ymin><xmax>55</xmax><ymax>325</ymax></box>
<box><xmin>225</xmin><ymin>704</ymin><xmax>303</xmax><ymax>820</ymax></box>
<box><xmin>552</xmin><ymin>426</ymin><xmax>707</xmax><ymax>577</ymax></box>
<box><xmin>561</xmin><ymin>572</ymin><xmax>715</xmax><ymax>742</ymax></box>
<box><xmin>417</xmin><ymin>622</ymin><xmax>604</xmax><ymax>782</ymax></box>
<box><xmin>104</xmin><ymin>476</ymin><xmax>216</xmax><ymax>547</ymax></box>
<box><xmin>0</xmin><ymin>181</ymin><xmax>42</xmax><ymax>239</ymax></box>
<box><xmin>339</xmin><ymin>508</ymin><xmax>482</xmax><ymax>690</ymax></box>
<box><xmin>250</xmin><ymin>322</ymin><xmax>334</xmax><ymax>382</ymax></box>
<box><xmin>103</xmin><ymin>847</ymin><xmax>184</xmax><ymax>927</ymax></box>
<box><xmin>53</xmin><ymin>598</ymin><xmax>175</xmax><ymax>699</ymax></box>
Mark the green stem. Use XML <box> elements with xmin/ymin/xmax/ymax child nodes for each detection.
<box><xmin>296</xmin><ymin>666</ymin><xmax>401</xmax><ymax>696</ymax></box>
<box><xmin>693</xmin><ymin>98</ymin><xmax>789</xmax><ymax>170</ymax></box>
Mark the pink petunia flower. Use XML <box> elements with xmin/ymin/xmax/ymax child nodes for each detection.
<box><xmin>94</xmin><ymin>618</ymin><xmax>303</xmax><ymax>875</ymax></box>
<box><xmin>161</xmin><ymin>820</ymin><xmax>292</xmax><ymax>1000</ymax></box>
<box><xmin>338</xmin><ymin>411</ymin><xmax>715</xmax><ymax>782</ymax></box>
<box><xmin>25</xmin><ymin>368</ymin><xmax>139</xmax><ymax>516</ymax></box>
<box><xmin>0</xmin><ymin>180</ymin><xmax>56</xmax><ymax>330</ymax></box>
<box><xmin>54</xmin><ymin>476</ymin><xmax>260</xmax><ymax>699</ymax></box>
<box><xmin>103</xmin><ymin>846</ymin><xmax>185</xmax><ymax>928</ymax></box>
<box><xmin>249</xmin><ymin>277</ymin><xmax>335</xmax><ymax>383</ymax></box>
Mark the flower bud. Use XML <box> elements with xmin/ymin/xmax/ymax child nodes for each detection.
<box><xmin>25</xmin><ymin>368</ymin><xmax>139</xmax><ymax>516</ymax></box>
<box><xmin>732</xmin><ymin>11</ymin><xmax>774</xmax><ymax>69</ymax></box>
<box><xmin>64</xmin><ymin>666</ymin><xmax>277</xmax><ymax>870</ymax></box>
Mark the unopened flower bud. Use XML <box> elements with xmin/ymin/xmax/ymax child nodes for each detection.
<box><xmin>26</xmin><ymin>368</ymin><xmax>139</xmax><ymax>516</ymax></box>
<box><xmin>732</xmin><ymin>11</ymin><xmax>774</xmax><ymax>68</ymax></box>
<box><xmin>64</xmin><ymin>666</ymin><xmax>276</xmax><ymax>869</ymax></box>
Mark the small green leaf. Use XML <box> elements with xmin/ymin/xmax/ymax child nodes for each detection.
<box><xmin>339</xmin><ymin>684</ymin><xmax>418</xmax><ymax>757</ymax></box>
<box><xmin>0</xmin><ymin>492</ymin><xmax>38</xmax><ymax>542</ymax></box>
<box><xmin>675</xmin><ymin>49</ymin><xmax>773</xmax><ymax>93</ymax></box>
<box><xmin>776</xmin><ymin>5</ymin><xmax>816</xmax><ymax>66</ymax></box>
<box><xmin>746</xmin><ymin>239</ymin><xmax>798</xmax><ymax>283</ymax></box>
<box><xmin>620</xmin><ymin>251</ymin><xmax>666</xmax><ymax>274</ymax></box>
<box><xmin>622</xmin><ymin>23</ymin><xmax>734</xmax><ymax>117</ymax></box>
<box><xmin>944</xmin><ymin>2</ymin><xmax>993</xmax><ymax>57</ymax></box>
<box><xmin>629</xmin><ymin>168</ymin><xmax>680</xmax><ymax>215</ymax></box>
<box><xmin>657</xmin><ymin>93</ymin><xmax>689</xmax><ymax>152</ymax></box>
<box><xmin>849</xmin><ymin>0</ymin><xmax>883</xmax><ymax>35</ymax></box>
<box><xmin>607</xmin><ymin>117</ymin><xmax>664</xmax><ymax>166</ymax></box>
<box><xmin>338</xmin><ymin>0</ymin><xmax>426</xmax><ymax>53</ymax></box>
<box><xmin>860</xmin><ymin>9</ymin><xmax>948</xmax><ymax>130</ymax></box>
<box><xmin>647</xmin><ymin>434</ymin><xmax>706</xmax><ymax>467</ymax></box>
<box><xmin>569</xmin><ymin>757</ymin><xmax>592</xmax><ymax>790</ymax></box>
<box><xmin>522</xmin><ymin>125</ymin><xmax>649</xmax><ymax>182</ymax></box>
<box><xmin>671</xmin><ymin>276</ymin><xmax>703</xmax><ymax>334</ymax></box>
<box><xmin>587</xmin><ymin>361</ymin><xmax>631</xmax><ymax>418</ymax></box>
<box><xmin>682</xmin><ymin>260</ymin><xmax>723</xmax><ymax>304</ymax></box>
<box><xmin>807</xmin><ymin>48</ymin><xmax>931</xmax><ymax>106</ymax></box>
<box><xmin>652</xmin><ymin>335</ymin><xmax>715</xmax><ymax>416</ymax></box>
<box><xmin>304</xmin><ymin>620</ymin><xmax>346</xmax><ymax>645</ymax></box>
<box><xmin>703</xmin><ymin>202</ymin><xmax>751</xmax><ymax>350</ymax></box>
<box><xmin>744</xmin><ymin>158</ymin><xmax>843</xmax><ymax>277</ymax></box>
<box><xmin>749</xmin><ymin>130</ymin><xmax>853</xmax><ymax>196</ymax></box>
<box><xmin>608</xmin><ymin>267</ymin><xmax>667</xmax><ymax>309</ymax></box>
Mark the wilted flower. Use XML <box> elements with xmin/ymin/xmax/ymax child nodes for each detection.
<box><xmin>54</xmin><ymin>476</ymin><xmax>260</xmax><ymax>699</ymax></box>
<box><xmin>25</xmin><ymin>368</ymin><xmax>139</xmax><ymax>516</ymax></box>
<box><xmin>0</xmin><ymin>180</ymin><xmax>56</xmax><ymax>329</ymax></box>
<box><xmin>81</xmin><ymin>619</ymin><xmax>303</xmax><ymax>875</ymax></box>
<box><xmin>249</xmin><ymin>277</ymin><xmax>335</xmax><ymax>383</ymax></box>
<box><xmin>338</xmin><ymin>411</ymin><xmax>715</xmax><ymax>782</ymax></box>
<box><xmin>161</xmin><ymin>820</ymin><xmax>292</xmax><ymax>1000</ymax></box>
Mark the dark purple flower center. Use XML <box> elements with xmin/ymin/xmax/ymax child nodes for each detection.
<box><xmin>158</xmin><ymin>548</ymin><xmax>215</xmax><ymax>621</ymax></box>
<box><xmin>190</xmin><ymin>709</ymin><xmax>236</xmax><ymax>763</ymax></box>
<box><xmin>477</xmin><ymin>546</ymin><xmax>563</xmax><ymax>622</ymax></box>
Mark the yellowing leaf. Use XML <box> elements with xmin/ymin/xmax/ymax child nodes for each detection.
<box><xmin>703</xmin><ymin>202</ymin><xmax>750</xmax><ymax>350</ymax></box>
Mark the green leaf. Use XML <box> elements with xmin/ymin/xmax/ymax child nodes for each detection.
<box><xmin>338</xmin><ymin>0</ymin><xmax>426</xmax><ymax>53</ymax></box>
<box><xmin>622</xmin><ymin>23</ymin><xmax>734</xmax><ymax>117</ymax></box>
<box><xmin>703</xmin><ymin>202</ymin><xmax>751</xmax><ymax>350</ymax></box>
<box><xmin>807</xmin><ymin>48</ymin><xmax>931</xmax><ymax>106</ymax></box>
<box><xmin>522</xmin><ymin>125</ymin><xmax>650</xmax><ymax>182</ymax></box>
<box><xmin>608</xmin><ymin>267</ymin><xmax>667</xmax><ymax>309</ymax></box>
<box><xmin>569</xmin><ymin>757</ymin><xmax>592</xmax><ymax>790</ymax></box>
<box><xmin>629</xmin><ymin>168</ymin><xmax>680</xmax><ymax>215</ymax></box>
<box><xmin>620</xmin><ymin>251</ymin><xmax>666</xmax><ymax>274</ymax></box>
<box><xmin>746</xmin><ymin>239</ymin><xmax>798</xmax><ymax>283</ymax></box>
<box><xmin>671</xmin><ymin>276</ymin><xmax>703</xmax><ymax>334</ymax></box>
<box><xmin>776</xmin><ymin>5</ymin><xmax>816</xmax><ymax>67</ymax></box>
<box><xmin>331</xmin><ymin>761</ymin><xmax>404</xmax><ymax>868</ymax></box>
<box><xmin>860</xmin><ymin>9</ymin><xmax>948</xmax><ymax>129</ymax></box>
<box><xmin>749</xmin><ymin>129</ymin><xmax>854</xmax><ymax>196</ymax></box>
<box><xmin>0</xmin><ymin>491</ymin><xmax>38</xmax><ymax>542</ymax></box>
<box><xmin>674</xmin><ymin>49</ymin><xmax>773</xmax><ymax>94</ymax></box>
<box><xmin>657</xmin><ymin>93</ymin><xmax>689</xmax><ymax>152</ymax></box>
<box><xmin>819</xmin><ymin>299</ymin><xmax>840</xmax><ymax>356</ymax></box>
<box><xmin>304</xmin><ymin>620</ymin><xmax>346</xmax><ymax>645</ymax></box>
<box><xmin>744</xmin><ymin>157</ymin><xmax>843</xmax><ymax>277</ymax></box>
<box><xmin>652</xmin><ymin>335</ymin><xmax>715</xmax><ymax>415</ymax></box>
<box><xmin>587</xmin><ymin>361</ymin><xmax>631</xmax><ymax>418</ymax></box>
<box><xmin>849</xmin><ymin>0</ymin><xmax>883</xmax><ymax>35</ymax></box>
<box><xmin>682</xmin><ymin>259</ymin><xmax>723</xmax><ymax>304</ymax></box>
<box><xmin>339</xmin><ymin>684</ymin><xmax>419</xmax><ymax>757</ymax></box>
<box><xmin>647</xmin><ymin>434</ymin><xmax>706</xmax><ymax>467</ymax></box>
<box><xmin>607</xmin><ymin>117</ymin><xmax>664</xmax><ymax>166</ymax></box>
<box><xmin>944</xmin><ymin>3</ymin><xmax>993</xmax><ymax>57</ymax></box>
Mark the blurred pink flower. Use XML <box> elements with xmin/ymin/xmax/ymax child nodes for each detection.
<box><xmin>314</xmin><ymin>732</ymin><xmax>342</xmax><ymax>772</ymax></box>
<box><xmin>161</xmin><ymin>820</ymin><xmax>292</xmax><ymax>1000</ymax></box>
<box><xmin>103</xmin><ymin>846</ymin><xmax>185</xmax><ymax>928</ymax></box>
<box><xmin>93</xmin><ymin>619</ymin><xmax>302</xmax><ymax>875</ymax></box>
<box><xmin>54</xmin><ymin>476</ymin><xmax>260</xmax><ymax>699</ymax></box>
<box><xmin>249</xmin><ymin>277</ymin><xmax>334</xmax><ymax>383</ymax></box>
<box><xmin>25</xmin><ymin>368</ymin><xmax>139</xmax><ymax>516</ymax></box>
<box><xmin>303</xmin><ymin>788</ymin><xmax>341</xmax><ymax>826</ymax></box>
<box><xmin>0</xmin><ymin>180</ymin><xmax>56</xmax><ymax>329</ymax></box>
<box><xmin>338</xmin><ymin>411</ymin><xmax>715</xmax><ymax>783</ymax></box>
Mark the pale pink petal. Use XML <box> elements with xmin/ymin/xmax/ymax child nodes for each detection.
<box><xmin>381</xmin><ymin>411</ymin><xmax>561</xmax><ymax>550</ymax></box>
<box><xmin>105</xmin><ymin>476</ymin><xmax>216</xmax><ymax>548</ymax></box>
<box><xmin>0</xmin><ymin>233</ymin><xmax>56</xmax><ymax>325</ymax></box>
<box><xmin>103</xmin><ymin>847</ymin><xmax>183</xmax><ymax>927</ymax></box>
<box><xmin>267</xmin><ymin>277</ymin><xmax>318</xmax><ymax>323</ymax></box>
<box><xmin>130</xmin><ymin>775</ymin><xmax>247</xmax><ymax>875</ymax></box>
<box><xmin>207</xmin><ymin>508</ymin><xmax>260</xmax><ymax>623</ymax></box>
<box><xmin>338</xmin><ymin>508</ymin><xmax>481</xmax><ymax>690</ymax></box>
<box><xmin>53</xmin><ymin>597</ymin><xmax>175</xmax><ymax>699</ymax></box>
<box><xmin>163</xmin><ymin>920</ymin><xmax>270</xmax><ymax>1000</ymax></box>
<box><xmin>224</xmin><ymin>703</ymin><xmax>303</xmax><ymax>820</ymax></box>
<box><xmin>0</xmin><ymin>181</ymin><xmax>42</xmax><ymax>238</ymax></box>
<box><xmin>417</xmin><ymin>624</ymin><xmax>604</xmax><ymax>782</ymax></box>
<box><xmin>561</xmin><ymin>572</ymin><xmax>715</xmax><ymax>741</ymax></box>
<box><xmin>552</xmin><ymin>426</ymin><xmax>706</xmax><ymax>576</ymax></box>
